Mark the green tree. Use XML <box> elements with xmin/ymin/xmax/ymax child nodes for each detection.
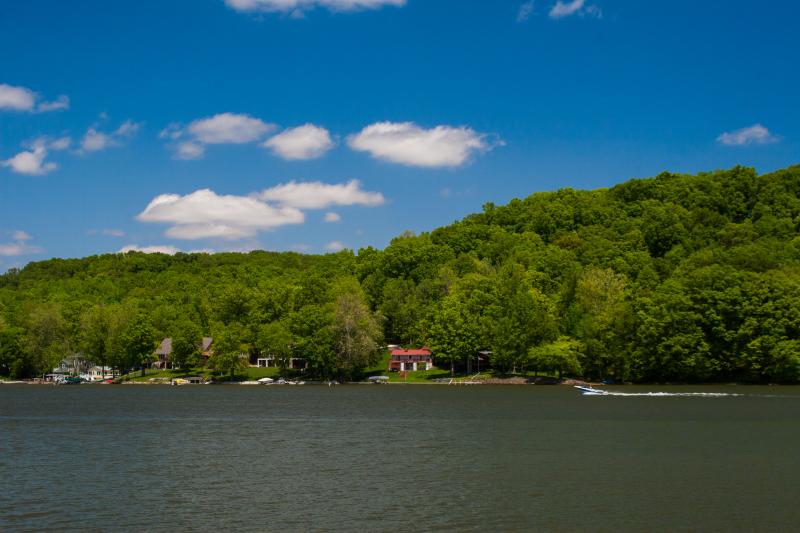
<box><xmin>121</xmin><ymin>315</ymin><xmax>156</xmax><ymax>377</ymax></box>
<box><xmin>0</xmin><ymin>323</ymin><xmax>25</xmax><ymax>378</ymax></box>
<box><xmin>426</xmin><ymin>294</ymin><xmax>480</xmax><ymax>377</ymax></box>
<box><xmin>529</xmin><ymin>337</ymin><xmax>584</xmax><ymax>379</ymax></box>
<box><xmin>331</xmin><ymin>281</ymin><xmax>383</xmax><ymax>380</ymax></box>
<box><xmin>256</xmin><ymin>321</ymin><xmax>295</xmax><ymax>376</ymax></box>
<box><xmin>170</xmin><ymin>319</ymin><xmax>202</xmax><ymax>370</ymax></box>
<box><xmin>210</xmin><ymin>326</ymin><xmax>247</xmax><ymax>380</ymax></box>
<box><xmin>80</xmin><ymin>305</ymin><xmax>111</xmax><ymax>378</ymax></box>
<box><xmin>23</xmin><ymin>304</ymin><xmax>68</xmax><ymax>378</ymax></box>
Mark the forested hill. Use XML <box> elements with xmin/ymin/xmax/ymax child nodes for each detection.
<box><xmin>2</xmin><ymin>164</ymin><xmax>800</xmax><ymax>382</ymax></box>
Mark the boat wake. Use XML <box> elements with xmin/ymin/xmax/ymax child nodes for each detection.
<box><xmin>574</xmin><ymin>385</ymin><xmax>743</xmax><ymax>397</ymax></box>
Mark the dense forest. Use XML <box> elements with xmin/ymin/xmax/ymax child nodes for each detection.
<box><xmin>2</xmin><ymin>164</ymin><xmax>800</xmax><ymax>382</ymax></box>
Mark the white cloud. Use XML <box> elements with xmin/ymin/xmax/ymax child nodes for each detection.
<box><xmin>119</xmin><ymin>244</ymin><xmax>181</xmax><ymax>255</ymax></box>
<box><xmin>347</xmin><ymin>121</ymin><xmax>495</xmax><ymax>168</ymax></box>
<box><xmin>0</xmin><ymin>83</ymin><xmax>69</xmax><ymax>112</ymax></box>
<box><xmin>102</xmin><ymin>229</ymin><xmax>125</xmax><ymax>237</ymax></box>
<box><xmin>0</xmin><ymin>84</ymin><xmax>36</xmax><ymax>111</ymax></box>
<box><xmin>187</xmin><ymin>113</ymin><xmax>274</xmax><ymax>144</ymax></box>
<box><xmin>159</xmin><ymin>123</ymin><xmax>184</xmax><ymax>140</ymax></box>
<box><xmin>175</xmin><ymin>141</ymin><xmax>205</xmax><ymax>160</ymax></box>
<box><xmin>12</xmin><ymin>230</ymin><xmax>32</xmax><ymax>242</ymax></box>
<box><xmin>324</xmin><ymin>212</ymin><xmax>341</xmax><ymax>223</ymax></box>
<box><xmin>114</xmin><ymin>120</ymin><xmax>141</xmax><ymax>137</ymax></box>
<box><xmin>80</xmin><ymin>128</ymin><xmax>113</xmax><ymax>153</ymax></box>
<box><xmin>49</xmin><ymin>136</ymin><xmax>72</xmax><ymax>151</ymax></box>
<box><xmin>225</xmin><ymin>0</ymin><xmax>406</xmax><ymax>14</ymax></box>
<box><xmin>2</xmin><ymin>136</ymin><xmax>72</xmax><ymax>176</ymax></box>
<box><xmin>2</xmin><ymin>141</ymin><xmax>57</xmax><ymax>175</ymax></box>
<box><xmin>517</xmin><ymin>1</ymin><xmax>534</xmax><ymax>22</ymax></box>
<box><xmin>0</xmin><ymin>231</ymin><xmax>42</xmax><ymax>256</ymax></box>
<box><xmin>79</xmin><ymin>120</ymin><xmax>141</xmax><ymax>154</ymax></box>
<box><xmin>262</xmin><ymin>124</ymin><xmax>334</xmax><ymax>160</ymax></box>
<box><xmin>137</xmin><ymin>188</ymin><xmax>305</xmax><ymax>240</ymax></box>
<box><xmin>256</xmin><ymin>179</ymin><xmax>385</xmax><ymax>209</ymax></box>
<box><xmin>716</xmin><ymin>124</ymin><xmax>779</xmax><ymax>146</ymax></box>
<box><xmin>36</xmin><ymin>95</ymin><xmax>70</xmax><ymax>112</ymax></box>
<box><xmin>549</xmin><ymin>0</ymin><xmax>601</xmax><ymax>19</ymax></box>
<box><xmin>324</xmin><ymin>240</ymin><xmax>345</xmax><ymax>251</ymax></box>
<box><xmin>165</xmin><ymin>113</ymin><xmax>274</xmax><ymax>159</ymax></box>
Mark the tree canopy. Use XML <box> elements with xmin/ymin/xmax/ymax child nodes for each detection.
<box><xmin>2</xmin><ymin>165</ymin><xmax>800</xmax><ymax>383</ymax></box>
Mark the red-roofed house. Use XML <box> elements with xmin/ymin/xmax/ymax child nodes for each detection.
<box><xmin>389</xmin><ymin>348</ymin><xmax>433</xmax><ymax>372</ymax></box>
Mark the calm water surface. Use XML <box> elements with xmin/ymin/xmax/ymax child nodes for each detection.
<box><xmin>1</xmin><ymin>384</ymin><xmax>800</xmax><ymax>532</ymax></box>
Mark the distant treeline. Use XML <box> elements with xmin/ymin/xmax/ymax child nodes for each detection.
<box><xmin>2</xmin><ymin>164</ymin><xmax>800</xmax><ymax>382</ymax></box>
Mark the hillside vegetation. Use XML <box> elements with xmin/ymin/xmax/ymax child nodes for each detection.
<box><xmin>2</xmin><ymin>164</ymin><xmax>800</xmax><ymax>382</ymax></box>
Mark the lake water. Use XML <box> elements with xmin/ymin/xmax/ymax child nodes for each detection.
<box><xmin>2</xmin><ymin>384</ymin><xmax>800</xmax><ymax>532</ymax></box>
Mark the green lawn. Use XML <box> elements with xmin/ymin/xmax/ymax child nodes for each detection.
<box><xmin>118</xmin><ymin>355</ymin><xmax>562</xmax><ymax>384</ymax></box>
<box><xmin>122</xmin><ymin>365</ymin><xmax>283</xmax><ymax>382</ymax></box>
<box><xmin>363</xmin><ymin>352</ymin><xmax>485</xmax><ymax>383</ymax></box>
<box><xmin>361</xmin><ymin>351</ymin><xmax>563</xmax><ymax>383</ymax></box>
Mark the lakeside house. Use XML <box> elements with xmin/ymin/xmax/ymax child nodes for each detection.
<box><xmin>200</xmin><ymin>337</ymin><xmax>213</xmax><ymax>359</ymax></box>
<box><xmin>153</xmin><ymin>338</ymin><xmax>174</xmax><ymax>369</ymax></box>
<box><xmin>256</xmin><ymin>355</ymin><xmax>308</xmax><ymax>369</ymax></box>
<box><xmin>389</xmin><ymin>348</ymin><xmax>433</xmax><ymax>372</ymax></box>
<box><xmin>53</xmin><ymin>354</ymin><xmax>91</xmax><ymax>376</ymax></box>
<box><xmin>153</xmin><ymin>336</ymin><xmax>214</xmax><ymax>369</ymax></box>
<box><xmin>82</xmin><ymin>366</ymin><xmax>114</xmax><ymax>381</ymax></box>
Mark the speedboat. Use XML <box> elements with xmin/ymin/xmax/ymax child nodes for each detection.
<box><xmin>574</xmin><ymin>385</ymin><xmax>608</xmax><ymax>395</ymax></box>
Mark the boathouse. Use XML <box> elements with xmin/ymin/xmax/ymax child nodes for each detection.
<box><xmin>389</xmin><ymin>348</ymin><xmax>433</xmax><ymax>372</ymax></box>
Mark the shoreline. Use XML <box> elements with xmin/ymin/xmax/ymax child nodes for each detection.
<box><xmin>1</xmin><ymin>379</ymin><xmax>793</xmax><ymax>387</ymax></box>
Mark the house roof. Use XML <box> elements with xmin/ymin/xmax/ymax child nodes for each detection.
<box><xmin>390</xmin><ymin>348</ymin><xmax>431</xmax><ymax>356</ymax></box>
<box><xmin>155</xmin><ymin>338</ymin><xmax>172</xmax><ymax>355</ymax></box>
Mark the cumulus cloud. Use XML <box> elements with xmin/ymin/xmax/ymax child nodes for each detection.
<box><xmin>137</xmin><ymin>188</ymin><xmax>305</xmax><ymax>240</ymax></box>
<box><xmin>262</xmin><ymin>124</ymin><xmax>334</xmax><ymax>160</ymax></box>
<box><xmin>188</xmin><ymin>113</ymin><xmax>274</xmax><ymax>144</ymax></box>
<box><xmin>36</xmin><ymin>95</ymin><xmax>70</xmax><ymax>112</ymax></box>
<box><xmin>324</xmin><ymin>240</ymin><xmax>345</xmax><ymax>252</ymax></box>
<box><xmin>256</xmin><ymin>179</ymin><xmax>385</xmax><ymax>209</ymax></box>
<box><xmin>225</xmin><ymin>0</ymin><xmax>406</xmax><ymax>15</ymax></box>
<box><xmin>49</xmin><ymin>136</ymin><xmax>72</xmax><ymax>151</ymax></box>
<box><xmin>175</xmin><ymin>141</ymin><xmax>205</xmax><ymax>160</ymax></box>
<box><xmin>0</xmin><ymin>84</ymin><xmax>35</xmax><ymax>111</ymax></box>
<box><xmin>164</xmin><ymin>113</ymin><xmax>274</xmax><ymax>159</ymax></box>
<box><xmin>517</xmin><ymin>1</ymin><xmax>535</xmax><ymax>22</ymax></box>
<box><xmin>3</xmin><ymin>140</ymin><xmax>56</xmax><ymax>175</ymax></box>
<box><xmin>114</xmin><ymin>120</ymin><xmax>141</xmax><ymax>137</ymax></box>
<box><xmin>0</xmin><ymin>231</ymin><xmax>42</xmax><ymax>256</ymax></box>
<box><xmin>12</xmin><ymin>230</ymin><xmax>32</xmax><ymax>242</ymax></box>
<box><xmin>119</xmin><ymin>244</ymin><xmax>181</xmax><ymax>255</ymax></box>
<box><xmin>79</xmin><ymin>120</ymin><xmax>142</xmax><ymax>154</ymax></box>
<box><xmin>716</xmin><ymin>124</ymin><xmax>780</xmax><ymax>146</ymax></box>
<box><xmin>137</xmin><ymin>180</ymin><xmax>384</xmax><ymax>241</ymax></box>
<box><xmin>324</xmin><ymin>212</ymin><xmax>341</xmax><ymax>223</ymax></box>
<box><xmin>80</xmin><ymin>129</ymin><xmax>113</xmax><ymax>153</ymax></box>
<box><xmin>347</xmin><ymin>121</ymin><xmax>496</xmax><ymax>168</ymax></box>
<box><xmin>549</xmin><ymin>0</ymin><xmax>601</xmax><ymax>19</ymax></box>
<box><xmin>2</xmin><ymin>136</ymin><xmax>72</xmax><ymax>176</ymax></box>
<box><xmin>159</xmin><ymin>123</ymin><xmax>184</xmax><ymax>140</ymax></box>
<box><xmin>0</xmin><ymin>83</ymin><xmax>69</xmax><ymax>112</ymax></box>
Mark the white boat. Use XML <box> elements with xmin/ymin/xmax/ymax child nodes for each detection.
<box><xmin>574</xmin><ymin>385</ymin><xmax>608</xmax><ymax>395</ymax></box>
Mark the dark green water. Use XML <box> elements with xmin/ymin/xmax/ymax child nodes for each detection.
<box><xmin>2</xmin><ymin>384</ymin><xmax>800</xmax><ymax>532</ymax></box>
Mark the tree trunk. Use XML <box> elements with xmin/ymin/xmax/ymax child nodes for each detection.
<box><xmin>450</xmin><ymin>359</ymin><xmax>455</xmax><ymax>377</ymax></box>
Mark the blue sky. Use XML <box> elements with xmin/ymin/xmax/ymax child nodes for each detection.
<box><xmin>1</xmin><ymin>0</ymin><xmax>798</xmax><ymax>269</ymax></box>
